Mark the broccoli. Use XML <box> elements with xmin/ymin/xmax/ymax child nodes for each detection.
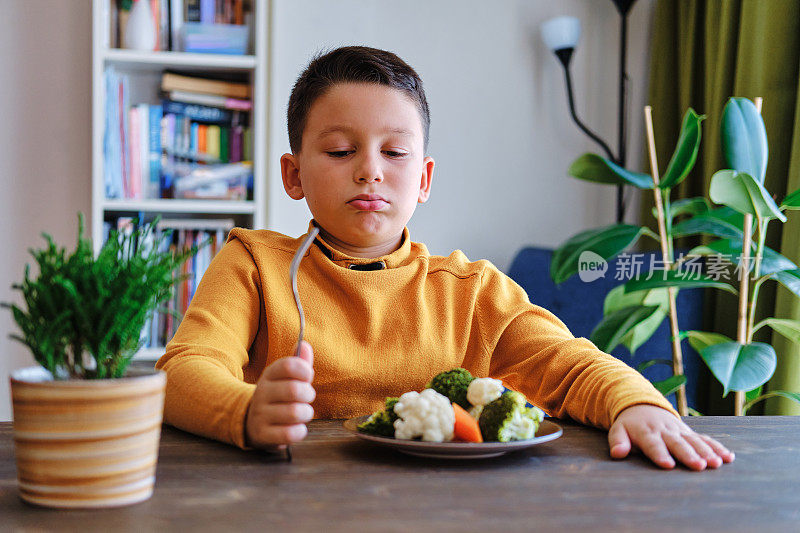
<box><xmin>357</xmin><ymin>397</ymin><xmax>399</xmax><ymax>437</ymax></box>
<box><xmin>478</xmin><ymin>390</ymin><xmax>544</xmax><ymax>442</ymax></box>
<box><xmin>426</xmin><ymin>368</ymin><xmax>474</xmax><ymax>409</ymax></box>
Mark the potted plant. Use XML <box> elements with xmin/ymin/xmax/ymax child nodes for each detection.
<box><xmin>550</xmin><ymin>97</ymin><xmax>800</xmax><ymax>416</ymax></box>
<box><xmin>3</xmin><ymin>214</ymin><xmax>199</xmax><ymax>508</ymax></box>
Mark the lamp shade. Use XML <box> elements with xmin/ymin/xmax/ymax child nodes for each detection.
<box><xmin>540</xmin><ymin>16</ymin><xmax>581</xmax><ymax>52</ymax></box>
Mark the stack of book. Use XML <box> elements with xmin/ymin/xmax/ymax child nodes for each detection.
<box><xmin>106</xmin><ymin>217</ymin><xmax>235</xmax><ymax>349</ymax></box>
<box><xmin>103</xmin><ymin>68</ymin><xmax>254</xmax><ymax>200</ymax></box>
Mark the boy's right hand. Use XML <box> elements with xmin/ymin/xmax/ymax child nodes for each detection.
<box><xmin>245</xmin><ymin>341</ymin><xmax>316</xmax><ymax>449</ymax></box>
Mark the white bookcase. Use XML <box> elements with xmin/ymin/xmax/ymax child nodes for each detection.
<box><xmin>91</xmin><ymin>0</ymin><xmax>270</xmax><ymax>360</ymax></box>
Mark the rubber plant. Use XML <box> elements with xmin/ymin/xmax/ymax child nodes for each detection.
<box><xmin>550</xmin><ymin>97</ymin><xmax>800</xmax><ymax>416</ymax></box>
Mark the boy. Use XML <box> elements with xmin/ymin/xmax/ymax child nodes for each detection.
<box><xmin>157</xmin><ymin>46</ymin><xmax>733</xmax><ymax>471</ymax></box>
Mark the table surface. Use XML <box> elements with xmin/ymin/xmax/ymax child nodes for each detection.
<box><xmin>2</xmin><ymin>417</ymin><xmax>799</xmax><ymax>532</ymax></box>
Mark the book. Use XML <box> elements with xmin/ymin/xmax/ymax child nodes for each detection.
<box><xmin>206</xmin><ymin>125</ymin><xmax>221</xmax><ymax>160</ymax></box>
<box><xmin>148</xmin><ymin>105</ymin><xmax>163</xmax><ymax>199</ymax></box>
<box><xmin>219</xmin><ymin>127</ymin><xmax>229</xmax><ymax>163</ymax></box>
<box><xmin>167</xmin><ymin>90</ymin><xmax>252</xmax><ymax>111</ymax></box>
<box><xmin>161</xmin><ymin>98</ymin><xmax>249</xmax><ymax>125</ymax></box>
<box><xmin>161</xmin><ymin>72</ymin><xmax>251</xmax><ymax>99</ymax></box>
<box><xmin>137</xmin><ymin>103</ymin><xmax>150</xmax><ymax>198</ymax></box>
<box><xmin>170</xmin><ymin>0</ymin><xmax>184</xmax><ymax>51</ymax></box>
<box><xmin>129</xmin><ymin>106</ymin><xmax>141</xmax><ymax>199</ymax></box>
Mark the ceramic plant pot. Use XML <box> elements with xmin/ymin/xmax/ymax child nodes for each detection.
<box><xmin>9</xmin><ymin>366</ymin><xmax>166</xmax><ymax>508</ymax></box>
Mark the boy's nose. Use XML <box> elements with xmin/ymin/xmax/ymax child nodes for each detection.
<box><xmin>353</xmin><ymin>156</ymin><xmax>383</xmax><ymax>183</ymax></box>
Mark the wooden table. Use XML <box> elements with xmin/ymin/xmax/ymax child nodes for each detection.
<box><xmin>2</xmin><ymin>417</ymin><xmax>799</xmax><ymax>532</ymax></box>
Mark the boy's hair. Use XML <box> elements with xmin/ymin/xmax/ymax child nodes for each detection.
<box><xmin>287</xmin><ymin>46</ymin><xmax>430</xmax><ymax>153</ymax></box>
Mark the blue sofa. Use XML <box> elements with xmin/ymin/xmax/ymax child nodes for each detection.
<box><xmin>507</xmin><ymin>247</ymin><xmax>705</xmax><ymax>411</ymax></box>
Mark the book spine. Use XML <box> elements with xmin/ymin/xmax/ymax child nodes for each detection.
<box><xmin>128</xmin><ymin>107</ymin><xmax>140</xmax><ymax>200</ymax></box>
<box><xmin>207</xmin><ymin>125</ymin><xmax>221</xmax><ymax>160</ymax></box>
<box><xmin>197</xmin><ymin>123</ymin><xmax>208</xmax><ymax>156</ymax></box>
<box><xmin>120</xmin><ymin>74</ymin><xmax>130</xmax><ymax>198</ymax></box>
<box><xmin>138</xmin><ymin>103</ymin><xmax>150</xmax><ymax>198</ymax></box>
<box><xmin>148</xmin><ymin>104</ymin><xmax>163</xmax><ymax>199</ymax></box>
<box><xmin>190</xmin><ymin>122</ymin><xmax>199</xmax><ymax>157</ymax></box>
<box><xmin>185</xmin><ymin>0</ymin><xmax>200</xmax><ymax>22</ymax></box>
<box><xmin>219</xmin><ymin>127</ymin><xmax>229</xmax><ymax>163</ymax></box>
<box><xmin>242</xmin><ymin>127</ymin><xmax>252</xmax><ymax>161</ymax></box>
<box><xmin>200</xmin><ymin>0</ymin><xmax>215</xmax><ymax>24</ymax></box>
<box><xmin>168</xmin><ymin>90</ymin><xmax>253</xmax><ymax>113</ymax></box>
<box><xmin>230</xmin><ymin>125</ymin><xmax>242</xmax><ymax>163</ymax></box>
<box><xmin>161</xmin><ymin>98</ymin><xmax>234</xmax><ymax>124</ymax></box>
<box><xmin>170</xmin><ymin>0</ymin><xmax>184</xmax><ymax>51</ymax></box>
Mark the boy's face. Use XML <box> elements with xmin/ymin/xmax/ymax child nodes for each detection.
<box><xmin>281</xmin><ymin>82</ymin><xmax>434</xmax><ymax>256</ymax></box>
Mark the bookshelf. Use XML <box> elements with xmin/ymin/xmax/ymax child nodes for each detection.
<box><xmin>91</xmin><ymin>0</ymin><xmax>269</xmax><ymax>360</ymax></box>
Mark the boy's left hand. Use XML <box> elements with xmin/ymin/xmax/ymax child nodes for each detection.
<box><xmin>608</xmin><ymin>404</ymin><xmax>735</xmax><ymax>470</ymax></box>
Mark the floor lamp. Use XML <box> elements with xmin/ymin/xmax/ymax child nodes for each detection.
<box><xmin>541</xmin><ymin>0</ymin><xmax>639</xmax><ymax>223</ymax></box>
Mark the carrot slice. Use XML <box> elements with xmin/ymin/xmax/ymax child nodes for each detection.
<box><xmin>452</xmin><ymin>403</ymin><xmax>483</xmax><ymax>443</ymax></box>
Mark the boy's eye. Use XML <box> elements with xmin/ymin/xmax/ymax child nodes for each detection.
<box><xmin>383</xmin><ymin>150</ymin><xmax>408</xmax><ymax>158</ymax></box>
<box><xmin>326</xmin><ymin>151</ymin><xmax>353</xmax><ymax>158</ymax></box>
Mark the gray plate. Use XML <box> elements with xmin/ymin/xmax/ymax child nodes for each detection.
<box><xmin>343</xmin><ymin>416</ymin><xmax>563</xmax><ymax>459</ymax></box>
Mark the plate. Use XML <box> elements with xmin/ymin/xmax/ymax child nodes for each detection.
<box><xmin>343</xmin><ymin>416</ymin><xmax>562</xmax><ymax>459</ymax></box>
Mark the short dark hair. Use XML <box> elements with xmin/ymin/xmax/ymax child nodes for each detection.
<box><xmin>287</xmin><ymin>46</ymin><xmax>430</xmax><ymax>153</ymax></box>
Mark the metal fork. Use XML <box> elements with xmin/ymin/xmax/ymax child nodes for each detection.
<box><xmin>285</xmin><ymin>226</ymin><xmax>319</xmax><ymax>462</ymax></box>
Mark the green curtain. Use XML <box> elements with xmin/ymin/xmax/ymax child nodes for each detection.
<box><xmin>643</xmin><ymin>0</ymin><xmax>800</xmax><ymax>414</ymax></box>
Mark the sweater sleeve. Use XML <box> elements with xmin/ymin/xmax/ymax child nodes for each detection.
<box><xmin>476</xmin><ymin>264</ymin><xmax>678</xmax><ymax>429</ymax></box>
<box><xmin>155</xmin><ymin>236</ymin><xmax>261</xmax><ymax>448</ymax></box>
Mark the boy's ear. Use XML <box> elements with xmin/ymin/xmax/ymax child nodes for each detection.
<box><xmin>281</xmin><ymin>153</ymin><xmax>305</xmax><ymax>200</ymax></box>
<box><xmin>417</xmin><ymin>156</ymin><xmax>435</xmax><ymax>203</ymax></box>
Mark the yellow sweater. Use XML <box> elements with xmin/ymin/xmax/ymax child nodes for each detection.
<box><xmin>156</xmin><ymin>223</ymin><xmax>677</xmax><ymax>448</ymax></box>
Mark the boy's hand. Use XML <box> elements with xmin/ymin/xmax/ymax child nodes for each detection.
<box><xmin>245</xmin><ymin>341</ymin><xmax>316</xmax><ymax>449</ymax></box>
<box><xmin>608</xmin><ymin>404</ymin><xmax>735</xmax><ymax>470</ymax></box>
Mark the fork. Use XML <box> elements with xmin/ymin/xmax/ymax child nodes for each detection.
<box><xmin>285</xmin><ymin>226</ymin><xmax>319</xmax><ymax>461</ymax></box>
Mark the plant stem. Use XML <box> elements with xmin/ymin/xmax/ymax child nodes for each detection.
<box><xmin>734</xmin><ymin>213</ymin><xmax>753</xmax><ymax>416</ymax></box>
<box><xmin>644</xmin><ymin>105</ymin><xmax>688</xmax><ymax>416</ymax></box>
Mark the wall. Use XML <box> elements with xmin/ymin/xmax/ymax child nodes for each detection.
<box><xmin>0</xmin><ymin>1</ymin><xmax>92</xmax><ymax>421</ymax></box>
<box><xmin>0</xmin><ymin>0</ymin><xmax>654</xmax><ymax>421</ymax></box>
<box><xmin>267</xmin><ymin>0</ymin><xmax>655</xmax><ymax>269</ymax></box>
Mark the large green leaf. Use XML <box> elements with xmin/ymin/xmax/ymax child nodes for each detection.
<box><xmin>753</xmin><ymin>318</ymin><xmax>800</xmax><ymax>344</ymax></box>
<box><xmin>660</xmin><ymin>109</ymin><xmax>705</xmax><ymax>189</ymax></box>
<box><xmin>721</xmin><ymin>97</ymin><xmax>768</xmax><ymax>183</ymax></box>
<box><xmin>743</xmin><ymin>390</ymin><xmax>800</xmax><ymax>414</ymax></box>
<box><xmin>590</xmin><ymin>305</ymin><xmax>662</xmax><ymax>353</ymax></box>
<box><xmin>700</xmin><ymin>341</ymin><xmax>777</xmax><ymax>396</ymax></box>
<box><xmin>550</xmin><ymin>224</ymin><xmax>646</xmax><ymax>284</ymax></box>
<box><xmin>603</xmin><ymin>286</ymin><xmax>669</xmax><ymax>354</ymax></box>
<box><xmin>709</xmin><ymin>170</ymin><xmax>786</xmax><ymax>222</ymax></box>
<box><xmin>568</xmin><ymin>153</ymin><xmax>655</xmax><ymax>189</ymax></box>
<box><xmin>672</xmin><ymin>206</ymin><xmax>744</xmax><ymax>239</ymax></box>
<box><xmin>771</xmin><ymin>269</ymin><xmax>800</xmax><ymax>298</ymax></box>
<box><xmin>623</xmin><ymin>270</ymin><xmax>737</xmax><ymax>295</ymax></box>
<box><xmin>689</xmin><ymin>238</ymin><xmax>796</xmax><ymax>277</ymax></box>
<box><xmin>636</xmin><ymin>358</ymin><xmax>674</xmax><ymax>373</ymax></box>
<box><xmin>684</xmin><ymin>330</ymin><xmax>733</xmax><ymax>353</ymax></box>
<box><xmin>667</xmin><ymin>197</ymin><xmax>711</xmax><ymax>220</ymax></box>
<box><xmin>652</xmin><ymin>375</ymin><xmax>688</xmax><ymax>397</ymax></box>
<box><xmin>781</xmin><ymin>187</ymin><xmax>800</xmax><ymax>211</ymax></box>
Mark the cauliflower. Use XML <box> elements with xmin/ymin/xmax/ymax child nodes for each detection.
<box><xmin>393</xmin><ymin>389</ymin><xmax>455</xmax><ymax>442</ymax></box>
<box><xmin>466</xmin><ymin>377</ymin><xmax>504</xmax><ymax>408</ymax></box>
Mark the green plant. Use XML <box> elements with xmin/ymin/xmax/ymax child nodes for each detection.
<box><xmin>2</xmin><ymin>214</ymin><xmax>201</xmax><ymax>379</ymax></box>
<box><xmin>550</xmin><ymin>97</ymin><xmax>800</xmax><ymax>416</ymax></box>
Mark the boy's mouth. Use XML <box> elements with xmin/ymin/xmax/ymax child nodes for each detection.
<box><xmin>347</xmin><ymin>194</ymin><xmax>389</xmax><ymax>211</ymax></box>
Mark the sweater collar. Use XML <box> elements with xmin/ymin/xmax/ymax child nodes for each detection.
<box><xmin>305</xmin><ymin>220</ymin><xmax>413</xmax><ymax>269</ymax></box>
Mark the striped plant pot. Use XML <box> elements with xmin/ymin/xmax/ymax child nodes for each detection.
<box><xmin>9</xmin><ymin>366</ymin><xmax>166</xmax><ymax>508</ymax></box>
